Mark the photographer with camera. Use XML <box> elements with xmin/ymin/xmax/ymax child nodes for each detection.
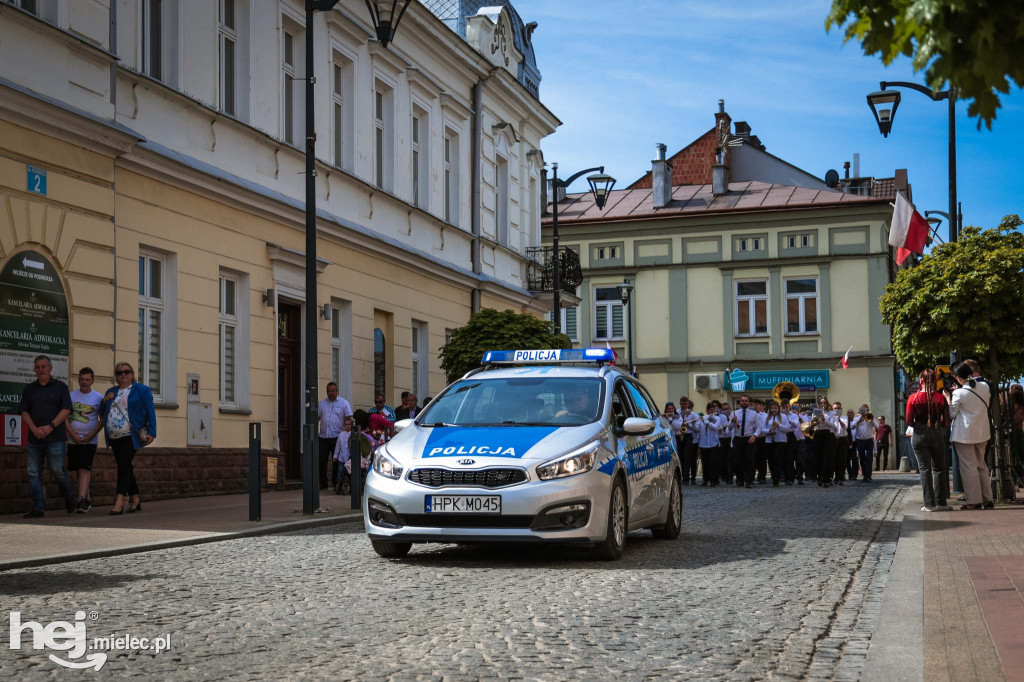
<box><xmin>947</xmin><ymin>362</ymin><xmax>994</xmax><ymax>510</ymax></box>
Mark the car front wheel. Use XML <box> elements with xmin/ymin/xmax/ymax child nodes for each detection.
<box><xmin>592</xmin><ymin>477</ymin><xmax>627</xmax><ymax>561</ymax></box>
<box><xmin>371</xmin><ymin>539</ymin><xmax>412</xmax><ymax>558</ymax></box>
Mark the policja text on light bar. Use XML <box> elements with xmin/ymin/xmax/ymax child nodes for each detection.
<box><xmin>481</xmin><ymin>349</ymin><xmax>615</xmax><ymax>364</ymax></box>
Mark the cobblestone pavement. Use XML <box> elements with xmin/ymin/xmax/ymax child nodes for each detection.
<box><xmin>1</xmin><ymin>475</ymin><xmax>914</xmax><ymax>681</ymax></box>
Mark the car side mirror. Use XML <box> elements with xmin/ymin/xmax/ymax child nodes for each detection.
<box><xmin>618</xmin><ymin>417</ymin><xmax>655</xmax><ymax>437</ymax></box>
<box><xmin>394</xmin><ymin>419</ymin><xmax>413</xmax><ymax>433</ymax></box>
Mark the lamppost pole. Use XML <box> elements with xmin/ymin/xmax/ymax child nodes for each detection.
<box><xmin>616</xmin><ymin>280</ymin><xmax>634</xmax><ymax>375</ymax></box>
<box><xmin>547</xmin><ymin>165</ymin><xmax>615</xmax><ymax>334</ymax></box>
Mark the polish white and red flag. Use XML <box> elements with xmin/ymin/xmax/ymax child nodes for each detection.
<box><xmin>605</xmin><ymin>340</ymin><xmax>619</xmax><ymax>365</ymax></box>
<box><xmin>841</xmin><ymin>346</ymin><xmax>853</xmax><ymax>369</ymax></box>
<box><xmin>889</xmin><ymin>192</ymin><xmax>929</xmax><ymax>265</ymax></box>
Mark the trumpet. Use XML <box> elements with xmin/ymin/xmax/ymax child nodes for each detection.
<box><xmin>865</xmin><ymin>411</ymin><xmax>874</xmax><ymax>421</ymax></box>
<box><xmin>800</xmin><ymin>414</ymin><xmax>825</xmax><ymax>439</ymax></box>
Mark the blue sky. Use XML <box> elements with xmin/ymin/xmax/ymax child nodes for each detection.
<box><xmin>514</xmin><ymin>0</ymin><xmax>1023</xmax><ymax>237</ymax></box>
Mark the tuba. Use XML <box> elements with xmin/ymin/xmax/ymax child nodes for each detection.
<box><xmin>772</xmin><ymin>381</ymin><xmax>800</xmax><ymax>407</ymax></box>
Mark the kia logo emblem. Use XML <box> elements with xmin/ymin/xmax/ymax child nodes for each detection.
<box><xmin>457</xmin><ymin>458</ymin><xmax>475</xmax><ymax>465</ymax></box>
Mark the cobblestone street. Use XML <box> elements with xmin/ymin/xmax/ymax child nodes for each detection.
<box><xmin>1</xmin><ymin>475</ymin><xmax>913</xmax><ymax>680</ymax></box>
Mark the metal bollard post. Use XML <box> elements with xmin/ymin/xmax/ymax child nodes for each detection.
<box><xmin>350</xmin><ymin>424</ymin><xmax>362</xmax><ymax>511</ymax></box>
<box><xmin>248</xmin><ymin>422</ymin><xmax>262</xmax><ymax>521</ymax></box>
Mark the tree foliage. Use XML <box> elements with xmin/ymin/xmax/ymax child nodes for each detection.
<box><xmin>439</xmin><ymin>308</ymin><xmax>571</xmax><ymax>382</ymax></box>
<box><xmin>826</xmin><ymin>0</ymin><xmax>1024</xmax><ymax>127</ymax></box>
<box><xmin>879</xmin><ymin>215</ymin><xmax>1024</xmax><ymax>380</ymax></box>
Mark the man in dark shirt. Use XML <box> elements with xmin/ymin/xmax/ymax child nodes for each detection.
<box><xmin>19</xmin><ymin>354</ymin><xmax>76</xmax><ymax>517</ymax></box>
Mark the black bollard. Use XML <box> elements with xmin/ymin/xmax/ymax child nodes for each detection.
<box><xmin>248</xmin><ymin>422</ymin><xmax>261</xmax><ymax>521</ymax></box>
<box><xmin>350</xmin><ymin>424</ymin><xmax>362</xmax><ymax>511</ymax></box>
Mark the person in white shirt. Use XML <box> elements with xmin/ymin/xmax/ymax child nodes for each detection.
<box><xmin>318</xmin><ymin>382</ymin><xmax>353</xmax><ymax>490</ymax></box>
<box><xmin>831</xmin><ymin>402</ymin><xmax>851</xmax><ymax>485</ymax></box>
<box><xmin>762</xmin><ymin>401</ymin><xmax>795</xmax><ymax>485</ymax></box>
<box><xmin>948</xmin><ymin>362</ymin><xmax>994</xmax><ymax>509</ymax></box>
<box><xmin>718</xmin><ymin>403</ymin><xmax>733</xmax><ymax>484</ymax></box>
<box><xmin>791</xmin><ymin>404</ymin><xmax>810</xmax><ymax>484</ymax></box>
<box><xmin>811</xmin><ymin>396</ymin><xmax>840</xmax><ymax>487</ymax></box>
<box><xmin>67</xmin><ymin>367</ymin><xmax>105</xmax><ymax>512</ymax></box>
<box><xmin>753</xmin><ymin>399</ymin><xmax>770</xmax><ymax>483</ymax></box>
<box><xmin>730</xmin><ymin>395</ymin><xmax>759</xmax><ymax>488</ymax></box>
<box><xmin>678</xmin><ymin>396</ymin><xmax>699</xmax><ymax>485</ymax></box>
<box><xmin>698</xmin><ymin>402</ymin><xmax>724</xmax><ymax>486</ymax></box>
<box><xmin>850</xmin><ymin>405</ymin><xmax>878</xmax><ymax>483</ymax></box>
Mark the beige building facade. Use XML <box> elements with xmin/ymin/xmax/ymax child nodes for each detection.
<box><xmin>0</xmin><ymin>0</ymin><xmax>558</xmax><ymax>509</ymax></box>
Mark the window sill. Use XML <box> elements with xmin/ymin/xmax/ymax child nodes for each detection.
<box><xmin>784</xmin><ymin>333</ymin><xmax>821</xmax><ymax>338</ymax></box>
<box><xmin>154</xmin><ymin>402</ymin><xmax>179</xmax><ymax>410</ymax></box>
<box><xmin>735</xmin><ymin>335</ymin><xmax>770</xmax><ymax>340</ymax></box>
<box><xmin>219</xmin><ymin>407</ymin><xmax>253</xmax><ymax>415</ymax></box>
<box><xmin>595</xmin><ymin>338</ymin><xmax>625</xmax><ymax>343</ymax></box>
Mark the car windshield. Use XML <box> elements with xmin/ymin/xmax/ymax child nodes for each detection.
<box><xmin>419</xmin><ymin>377</ymin><xmax>605</xmax><ymax>427</ymax></box>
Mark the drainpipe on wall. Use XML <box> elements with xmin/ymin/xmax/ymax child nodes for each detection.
<box><xmin>470</xmin><ymin>79</ymin><xmax>483</xmax><ymax>314</ymax></box>
<box><xmin>108</xmin><ymin>0</ymin><xmax>116</xmax><ymax>105</ymax></box>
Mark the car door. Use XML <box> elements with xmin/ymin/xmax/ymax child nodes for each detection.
<box><xmin>621</xmin><ymin>380</ymin><xmax>666</xmax><ymax>524</ymax></box>
<box><xmin>610</xmin><ymin>381</ymin><xmax>645</xmax><ymax>523</ymax></box>
<box><xmin>635</xmin><ymin>381</ymin><xmax>676</xmax><ymax>513</ymax></box>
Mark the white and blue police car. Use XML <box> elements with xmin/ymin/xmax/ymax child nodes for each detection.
<box><xmin>364</xmin><ymin>348</ymin><xmax>682</xmax><ymax>560</ymax></box>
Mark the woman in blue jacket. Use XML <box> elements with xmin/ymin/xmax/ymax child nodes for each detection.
<box><xmin>100</xmin><ymin>361</ymin><xmax>156</xmax><ymax>514</ymax></box>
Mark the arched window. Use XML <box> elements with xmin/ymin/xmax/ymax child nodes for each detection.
<box><xmin>373</xmin><ymin>328</ymin><xmax>386</xmax><ymax>398</ymax></box>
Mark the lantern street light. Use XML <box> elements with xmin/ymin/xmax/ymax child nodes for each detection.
<box><xmin>866</xmin><ymin>81</ymin><xmax>958</xmax><ymax>243</ymax></box>
<box><xmin>616</xmin><ymin>280</ymin><xmax>634</xmax><ymax>376</ymax></box>
<box><xmin>299</xmin><ymin>0</ymin><xmax>413</xmax><ymax>515</ymax></box>
<box><xmin>549</xmin><ymin>164</ymin><xmax>616</xmax><ymax>331</ymax></box>
<box><xmin>364</xmin><ymin>0</ymin><xmax>414</xmax><ymax>48</ymax></box>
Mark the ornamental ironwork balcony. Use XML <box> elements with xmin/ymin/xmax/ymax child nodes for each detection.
<box><xmin>526</xmin><ymin>246</ymin><xmax>583</xmax><ymax>295</ymax></box>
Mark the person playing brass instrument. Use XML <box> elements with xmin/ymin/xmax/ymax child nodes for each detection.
<box><xmin>763</xmin><ymin>401</ymin><xmax>796</xmax><ymax>485</ymax></box>
<box><xmin>678</xmin><ymin>396</ymin><xmax>699</xmax><ymax>485</ymax></box>
<box><xmin>810</xmin><ymin>395</ymin><xmax>841</xmax><ymax>487</ymax></box>
<box><xmin>850</xmin><ymin>404</ymin><xmax>877</xmax><ymax>483</ymax></box>
<box><xmin>698</xmin><ymin>401</ymin><xmax>725</xmax><ymax>486</ymax></box>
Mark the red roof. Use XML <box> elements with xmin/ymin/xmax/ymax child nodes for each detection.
<box><xmin>544</xmin><ymin>181</ymin><xmax>890</xmax><ymax>225</ymax></box>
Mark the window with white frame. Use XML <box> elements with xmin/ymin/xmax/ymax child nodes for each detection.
<box><xmin>331</xmin><ymin>51</ymin><xmax>354</xmax><ymax>170</ymax></box>
<box><xmin>594</xmin><ymin>245</ymin><xmax>620</xmax><ymax>262</ymax></box>
<box><xmin>411</xmin><ymin>108</ymin><xmax>428</xmax><ymax>208</ymax></box>
<box><xmin>786</xmin><ymin>233</ymin><xmax>814</xmax><ymax>249</ymax></box>
<box><xmin>329</xmin><ymin>299</ymin><xmax>352</xmax><ymax>399</ymax></box>
<box><xmin>737</xmin><ymin>237</ymin><xmax>764</xmax><ymax>253</ymax></box>
<box><xmin>281</xmin><ymin>20</ymin><xmax>305</xmax><ymax>146</ymax></box>
<box><xmin>547</xmin><ymin>308</ymin><xmax>579</xmax><ymax>342</ymax></box>
<box><xmin>138</xmin><ymin>253</ymin><xmax>165</xmax><ymax>396</ymax></box>
<box><xmin>495</xmin><ymin>153</ymin><xmax>509</xmax><ymax>245</ymax></box>
<box><xmin>735</xmin><ymin>280</ymin><xmax>769</xmax><ymax>337</ymax></box>
<box><xmin>219</xmin><ymin>274</ymin><xmax>238</xmax><ymax>405</ymax></box>
<box><xmin>444</xmin><ymin>127</ymin><xmax>460</xmax><ymax>226</ymax></box>
<box><xmin>593</xmin><ymin>288</ymin><xmax>624</xmax><ymax>340</ymax></box>
<box><xmin>373</xmin><ymin>83</ymin><xmax>394</xmax><ymax>190</ymax></box>
<box><xmin>411</xmin><ymin>320</ymin><xmax>428</xmax><ymax>399</ymax></box>
<box><xmin>219</xmin><ymin>0</ymin><xmax>237</xmax><ymax>116</ymax></box>
<box><xmin>785</xmin><ymin>278</ymin><xmax>819</xmax><ymax>335</ymax></box>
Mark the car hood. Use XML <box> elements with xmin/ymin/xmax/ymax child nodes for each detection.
<box><xmin>386</xmin><ymin>423</ymin><xmax>606</xmax><ymax>463</ymax></box>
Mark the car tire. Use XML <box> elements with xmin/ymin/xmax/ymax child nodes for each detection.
<box><xmin>371</xmin><ymin>539</ymin><xmax>412</xmax><ymax>558</ymax></box>
<box><xmin>651</xmin><ymin>472</ymin><xmax>682</xmax><ymax>540</ymax></box>
<box><xmin>592</xmin><ymin>476</ymin><xmax>627</xmax><ymax>561</ymax></box>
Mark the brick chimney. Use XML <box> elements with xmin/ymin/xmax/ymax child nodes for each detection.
<box><xmin>652</xmin><ymin>143</ymin><xmax>672</xmax><ymax>208</ymax></box>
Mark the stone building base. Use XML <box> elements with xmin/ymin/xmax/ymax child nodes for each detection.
<box><xmin>0</xmin><ymin>447</ymin><xmax>286</xmax><ymax>515</ymax></box>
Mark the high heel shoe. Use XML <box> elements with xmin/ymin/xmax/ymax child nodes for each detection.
<box><xmin>109</xmin><ymin>507</ymin><xmax>124</xmax><ymax>515</ymax></box>
<box><xmin>127</xmin><ymin>497</ymin><xmax>142</xmax><ymax>513</ymax></box>
<box><xmin>110</xmin><ymin>494</ymin><xmax>125</xmax><ymax>515</ymax></box>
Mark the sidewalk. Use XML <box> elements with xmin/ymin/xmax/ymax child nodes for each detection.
<box><xmin>868</xmin><ymin>485</ymin><xmax>1024</xmax><ymax>682</ymax></box>
<box><xmin>0</xmin><ymin>489</ymin><xmax>363</xmax><ymax>571</ymax></box>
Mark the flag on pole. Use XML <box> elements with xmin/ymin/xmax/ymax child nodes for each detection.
<box><xmin>841</xmin><ymin>346</ymin><xmax>853</xmax><ymax>369</ymax></box>
<box><xmin>888</xmin><ymin>192</ymin><xmax>929</xmax><ymax>265</ymax></box>
<box><xmin>605</xmin><ymin>340</ymin><xmax>619</xmax><ymax>366</ymax></box>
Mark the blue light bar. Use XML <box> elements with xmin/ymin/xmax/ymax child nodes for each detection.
<box><xmin>481</xmin><ymin>349</ymin><xmax>616</xmax><ymax>365</ymax></box>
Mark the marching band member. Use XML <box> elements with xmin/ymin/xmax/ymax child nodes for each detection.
<box><xmin>790</xmin><ymin>403</ymin><xmax>808</xmax><ymax>484</ymax></box>
<box><xmin>698</xmin><ymin>402</ymin><xmax>724</xmax><ymax>486</ymax></box>
<box><xmin>718</xmin><ymin>402</ymin><xmax>733</xmax><ymax>484</ymax></box>
<box><xmin>811</xmin><ymin>395</ymin><xmax>841</xmax><ymax>487</ymax></box>
<box><xmin>730</xmin><ymin>395</ymin><xmax>759</xmax><ymax>488</ymax></box>
<box><xmin>678</xmin><ymin>396</ymin><xmax>699</xmax><ymax>485</ymax></box>
<box><xmin>833</xmin><ymin>403</ymin><xmax>851</xmax><ymax>485</ymax></box>
<box><xmin>763</xmin><ymin>401</ymin><xmax>795</xmax><ymax>486</ymax></box>
<box><xmin>850</xmin><ymin>405</ymin><xmax>877</xmax><ymax>483</ymax></box>
<box><xmin>754</xmin><ymin>399</ymin><xmax>770</xmax><ymax>484</ymax></box>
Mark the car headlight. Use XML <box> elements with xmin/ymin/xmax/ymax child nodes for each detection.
<box><xmin>372</xmin><ymin>446</ymin><xmax>403</xmax><ymax>480</ymax></box>
<box><xmin>536</xmin><ymin>441</ymin><xmax>599</xmax><ymax>480</ymax></box>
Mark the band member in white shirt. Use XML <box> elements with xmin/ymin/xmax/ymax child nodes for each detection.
<box><xmin>793</xmin><ymin>404</ymin><xmax>812</xmax><ymax>483</ymax></box>
<box><xmin>831</xmin><ymin>402</ymin><xmax>851</xmax><ymax>485</ymax></box>
<box><xmin>753</xmin><ymin>399</ymin><xmax>771</xmax><ymax>484</ymax></box>
<box><xmin>718</xmin><ymin>402</ymin><xmax>733</xmax><ymax>484</ymax></box>
<box><xmin>762</xmin><ymin>401</ymin><xmax>795</xmax><ymax>485</ymax></box>
<box><xmin>812</xmin><ymin>395</ymin><xmax>841</xmax><ymax>487</ymax></box>
<box><xmin>699</xmin><ymin>402</ymin><xmax>725</xmax><ymax>486</ymax></box>
<box><xmin>678</xmin><ymin>396</ymin><xmax>699</xmax><ymax>485</ymax></box>
<box><xmin>850</xmin><ymin>404</ymin><xmax>877</xmax><ymax>483</ymax></box>
<box><xmin>730</xmin><ymin>395</ymin><xmax>759</xmax><ymax>488</ymax></box>
<box><xmin>781</xmin><ymin>401</ymin><xmax>801</xmax><ymax>485</ymax></box>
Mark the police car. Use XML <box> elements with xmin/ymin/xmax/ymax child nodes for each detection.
<box><xmin>364</xmin><ymin>348</ymin><xmax>682</xmax><ymax>560</ymax></box>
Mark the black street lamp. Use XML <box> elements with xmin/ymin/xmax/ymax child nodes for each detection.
<box><xmin>867</xmin><ymin>81</ymin><xmax>958</xmax><ymax>243</ymax></box>
<box><xmin>549</xmin><ymin>164</ymin><xmax>616</xmax><ymax>331</ymax></box>
<box><xmin>300</xmin><ymin>0</ymin><xmax>412</xmax><ymax>515</ymax></box>
<box><xmin>616</xmin><ymin>279</ymin><xmax>633</xmax><ymax>375</ymax></box>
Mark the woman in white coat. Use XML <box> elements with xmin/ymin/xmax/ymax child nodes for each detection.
<box><xmin>948</xmin><ymin>362</ymin><xmax>994</xmax><ymax>510</ymax></box>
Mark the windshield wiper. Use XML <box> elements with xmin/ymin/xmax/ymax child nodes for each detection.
<box><xmin>492</xmin><ymin>420</ymin><xmax>553</xmax><ymax>426</ymax></box>
<box><xmin>423</xmin><ymin>422</ymin><xmax>454</xmax><ymax>427</ymax></box>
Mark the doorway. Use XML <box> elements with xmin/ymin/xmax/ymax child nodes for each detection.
<box><xmin>277</xmin><ymin>300</ymin><xmax>302</xmax><ymax>482</ymax></box>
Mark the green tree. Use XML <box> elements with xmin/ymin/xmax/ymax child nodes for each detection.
<box><xmin>826</xmin><ymin>0</ymin><xmax>1024</xmax><ymax>127</ymax></box>
<box><xmin>439</xmin><ymin>308</ymin><xmax>570</xmax><ymax>382</ymax></box>
<box><xmin>880</xmin><ymin>216</ymin><xmax>1024</xmax><ymax>378</ymax></box>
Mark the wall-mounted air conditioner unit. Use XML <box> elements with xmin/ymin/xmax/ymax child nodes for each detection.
<box><xmin>694</xmin><ymin>373</ymin><xmax>721</xmax><ymax>391</ymax></box>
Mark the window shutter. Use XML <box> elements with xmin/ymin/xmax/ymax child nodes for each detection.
<box><xmin>612</xmin><ymin>305</ymin><xmax>623</xmax><ymax>338</ymax></box>
<box><xmin>565</xmin><ymin>307</ymin><xmax>578</xmax><ymax>340</ymax></box>
<box><xmin>595</xmin><ymin>305</ymin><xmax>608</xmax><ymax>339</ymax></box>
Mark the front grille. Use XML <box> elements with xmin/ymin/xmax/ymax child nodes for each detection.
<box><xmin>401</xmin><ymin>514</ymin><xmax>535</xmax><ymax>529</ymax></box>
<box><xmin>407</xmin><ymin>467</ymin><xmax>528</xmax><ymax>489</ymax></box>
